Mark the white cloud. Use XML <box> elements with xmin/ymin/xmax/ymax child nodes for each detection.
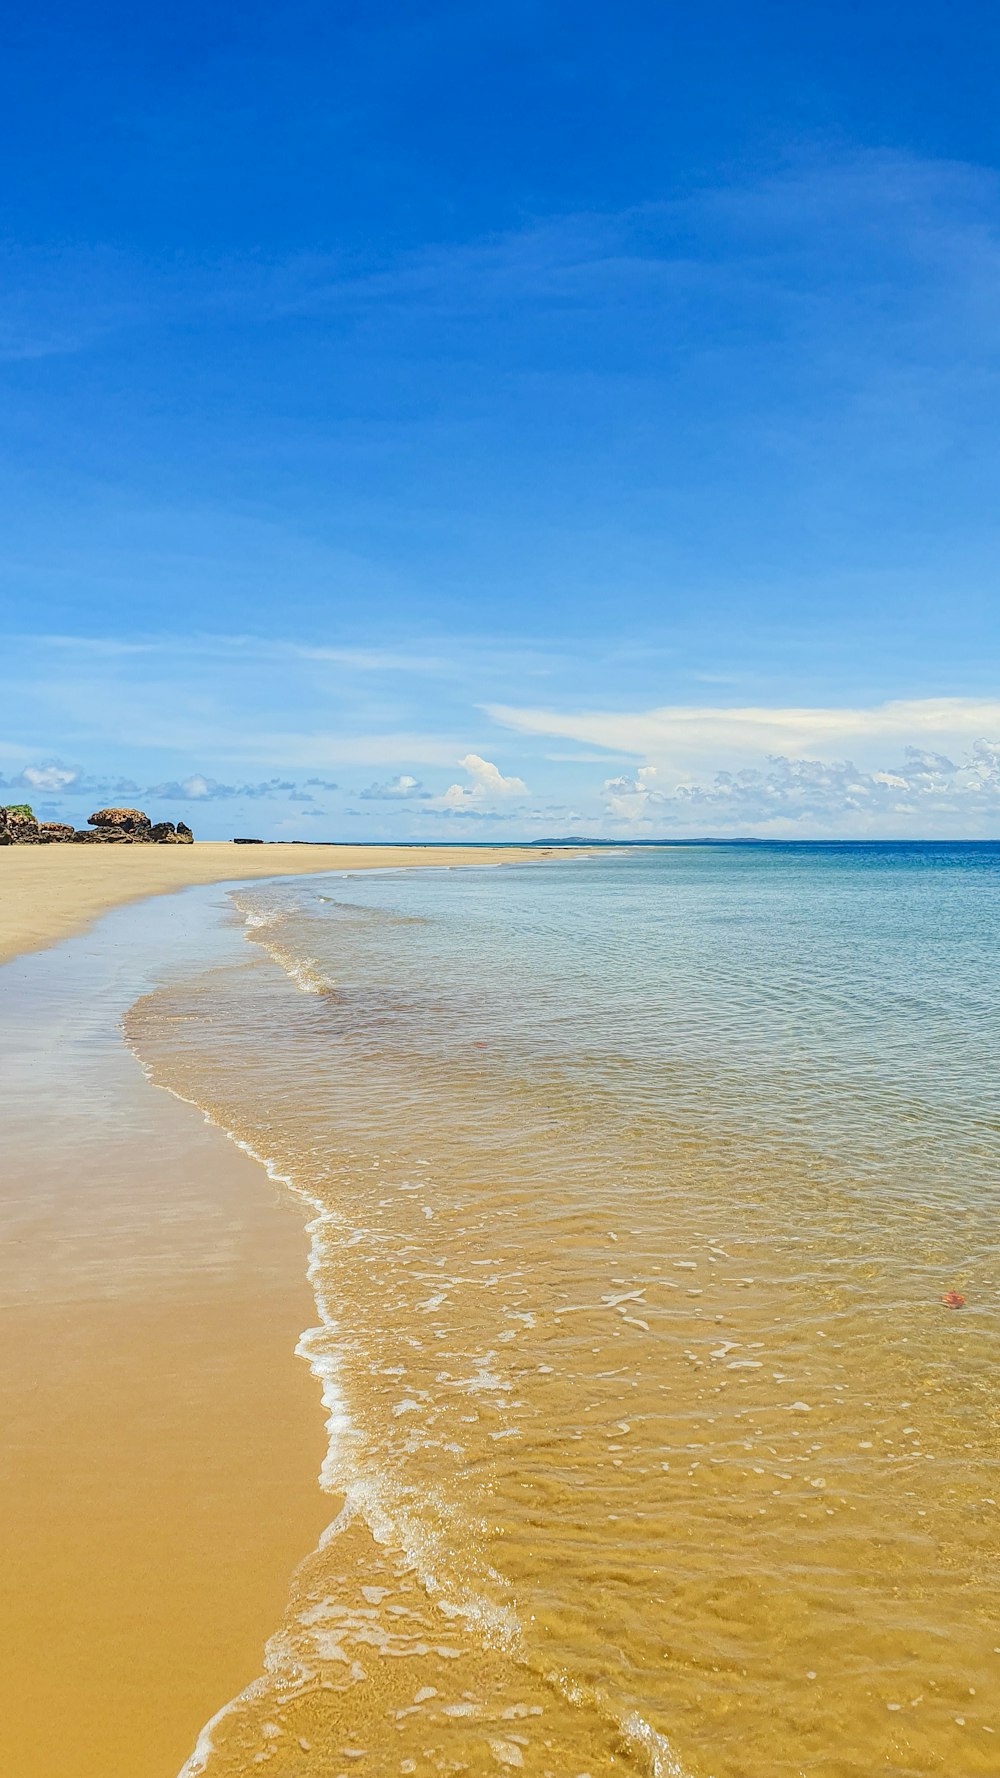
<box><xmin>600</xmin><ymin>741</ymin><xmax>1000</xmax><ymax>833</ymax></box>
<box><xmin>358</xmin><ymin>774</ymin><xmax>428</xmax><ymax>800</ymax></box>
<box><xmin>487</xmin><ymin>697</ymin><xmax>1000</xmax><ymax>775</ymax></box>
<box><xmin>460</xmin><ymin>753</ymin><xmax>527</xmax><ymax>796</ymax></box>
<box><xmin>0</xmin><ymin>760</ymin><xmax>90</xmax><ymax>794</ymax></box>
<box><xmin>601</xmin><ymin>765</ymin><xmax>661</xmax><ymax>822</ymax></box>
<box><xmin>19</xmin><ymin>762</ymin><xmax>80</xmax><ymax>791</ymax></box>
<box><xmin>423</xmin><ymin>801</ymin><xmax>516</xmax><ymax>820</ymax></box>
<box><xmin>1</xmin><ymin>764</ymin><xmax>327</xmax><ymax>808</ymax></box>
<box><xmin>429</xmin><ymin>752</ymin><xmax>528</xmax><ymax>810</ymax></box>
<box><xmin>145</xmin><ymin>775</ymin><xmax>305</xmax><ymax>802</ymax></box>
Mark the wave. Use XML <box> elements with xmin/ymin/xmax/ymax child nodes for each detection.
<box><xmin>123</xmin><ymin>886</ymin><xmax>702</xmax><ymax>1778</ymax></box>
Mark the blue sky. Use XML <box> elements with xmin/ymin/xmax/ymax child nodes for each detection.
<box><xmin>3</xmin><ymin>1</ymin><xmax>1000</xmax><ymax>837</ymax></box>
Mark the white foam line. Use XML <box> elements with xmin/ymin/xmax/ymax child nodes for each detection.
<box><xmin>138</xmin><ymin>1053</ymin><xmax>700</xmax><ymax>1778</ymax></box>
<box><xmin>545</xmin><ymin>1673</ymin><xmax>700</xmax><ymax>1778</ymax></box>
<box><xmin>175</xmin><ymin>1678</ymin><xmax>267</xmax><ymax>1778</ymax></box>
<box><xmin>229</xmin><ymin>892</ymin><xmax>333</xmax><ymax>995</ymax></box>
<box><xmin>124</xmin><ymin>1046</ymin><xmax>521</xmax><ymax>1758</ymax></box>
<box><xmin>121</xmin><ymin>1055</ymin><xmax>354</xmax><ymax>1778</ymax></box>
<box><xmin>128</xmin><ymin>1049</ymin><xmax>352</xmax><ymax>1472</ymax></box>
<box><xmin>134</xmin><ymin>882</ymin><xmax>695</xmax><ymax>1778</ymax></box>
<box><xmin>621</xmin><ymin>1710</ymin><xmax>700</xmax><ymax>1778</ymax></box>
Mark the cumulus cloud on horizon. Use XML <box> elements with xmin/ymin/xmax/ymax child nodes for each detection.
<box><xmin>428</xmin><ymin>752</ymin><xmax>528</xmax><ymax>812</ymax></box>
<box><xmin>358</xmin><ymin>773</ymin><xmax>429</xmax><ymax>801</ymax></box>
<box><xmin>0</xmin><ymin>762</ymin><xmax>333</xmax><ymax>806</ymax></box>
<box><xmin>0</xmin><ymin>760</ymin><xmax>141</xmax><ymax>799</ymax></box>
<box><xmin>145</xmin><ymin>774</ymin><xmax>314</xmax><ymax>802</ymax></box>
<box><xmin>601</xmin><ymin>740</ymin><xmax>1000</xmax><ymax>830</ymax></box>
<box><xmin>7</xmin><ymin>720</ymin><xmax>1000</xmax><ymax>841</ymax></box>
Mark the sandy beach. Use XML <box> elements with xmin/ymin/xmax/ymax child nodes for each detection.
<box><xmin>0</xmin><ymin>846</ymin><xmax>568</xmax><ymax>1778</ymax></box>
<box><xmin>6</xmin><ymin>842</ymin><xmax>994</xmax><ymax>1778</ymax></box>
<box><xmin>0</xmin><ymin>841</ymin><xmax>559</xmax><ymax>965</ymax></box>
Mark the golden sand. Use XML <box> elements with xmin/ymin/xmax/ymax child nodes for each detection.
<box><xmin>0</xmin><ymin>841</ymin><xmax>559</xmax><ymax>965</ymax></box>
<box><xmin>0</xmin><ymin>1168</ymin><xmax>326</xmax><ymax>1778</ymax></box>
<box><xmin>0</xmin><ymin>844</ymin><xmax>574</xmax><ymax>1778</ymax></box>
<box><xmin>6</xmin><ymin>851</ymin><xmax>997</xmax><ymax>1777</ymax></box>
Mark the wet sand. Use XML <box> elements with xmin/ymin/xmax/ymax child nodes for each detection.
<box><xmin>0</xmin><ymin>893</ymin><xmax>333</xmax><ymax>1778</ymax></box>
<box><xmin>0</xmin><ymin>1211</ymin><xmax>327</xmax><ymax>1778</ymax></box>
<box><xmin>0</xmin><ymin>841</ymin><xmax>560</xmax><ymax>964</ymax></box>
<box><xmin>0</xmin><ymin>857</ymin><xmax>570</xmax><ymax>1778</ymax></box>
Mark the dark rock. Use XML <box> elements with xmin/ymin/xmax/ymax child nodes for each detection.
<box><xmin>233</xmin><ymin>837</ymin><xmax>264</xmax><ymax>844</ymax></box>
<box><xmin>0</xmin><ymin>802</ymin><xmax>193</xmax><ymax>844</ymax></box>
<box><xmin>0</xmin><ymin>806</ymin><xmax>40</xmax><ymax>844</ymax></box>
<box><xmin>88</xmin><ymin>807</ymin><xmax>153</xmax><ymax>835</ymax></box>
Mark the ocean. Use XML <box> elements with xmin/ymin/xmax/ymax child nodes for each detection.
<box><xmin>124</xmin><ymin>843</ymin><xmax>1000</xmax><ymax>1778</ymax></box>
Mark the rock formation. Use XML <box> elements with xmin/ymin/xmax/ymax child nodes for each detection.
<box><xmin>0</xmin><ymin>806</ymin><xmax>41</xmax><ymax>843</ymax></box>
<box><xmin>89</xmin><ymin>806</ymin><xmax>153</xmax><ymax>837</ymax></box>
<box><xmin>0</xmin><ymin>805</ymin><xmax>195</xmax><ymax>845</ymax></box>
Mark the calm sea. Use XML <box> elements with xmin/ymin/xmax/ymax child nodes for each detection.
<box><xmin>126</xmin><ymin>843</ymin><xmax>1000</xmax><ymax>1778</ymax></box>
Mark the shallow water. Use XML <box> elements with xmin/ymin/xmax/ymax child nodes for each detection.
<box><xmin>125</xmin><ymin>845</ymin><xmax>1000</xmax><ymax>1777</ymax></box>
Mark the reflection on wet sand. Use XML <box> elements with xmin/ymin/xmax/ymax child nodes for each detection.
<box><xmin>127</xmin><ymin>852</ymin><xmax>1000</xmax><ymax>1777</ymax></box>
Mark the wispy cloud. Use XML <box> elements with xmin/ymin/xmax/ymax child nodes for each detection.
<box><xmin>278</xmin><ymin>645</ymin><xmax>448</xmax><ymax>672</ymax></box>
<box><xmin>0</xmin><ymin>245</ymin><xmax>148</xmax><ymax>363</ymax></box>
<box><xmin>9</xmin><ymin>633</ymin><xmax>448</xmax><ymax>672</ymax></box>
<box><xmin>15</xmin><ymin>635</ymin><xmax>160</xmax><ymax>657</ymax></box>
<box><xmin>488</xmin><ymin>697</ymin><xmax>1000</xmax><ymax>771</ymax></box>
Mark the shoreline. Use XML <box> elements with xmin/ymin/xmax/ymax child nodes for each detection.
<box><xmin>0</xmin><ymin>852</ymin><xmax>584</xmax><ymax>1778</ymax></box>
<box><xmin>0</xmin><ymin>840</ymin><xmax>572</xmax><ymax>966</ymax></box>
<box><xmin>0</xmin><ymin>879</ymin><xmax>411</xmax><ymax>1776</ymax></box>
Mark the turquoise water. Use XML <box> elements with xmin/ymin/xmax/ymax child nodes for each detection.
<box><xmin>305</xmin><ymin>840</ymin><xmax>1000</xmax><ymax>1183</ymax></box>
<box><xmin>126</xmin><ymin>843</ymin><xmax>1000</xmax><ymax>1778</ymax></box>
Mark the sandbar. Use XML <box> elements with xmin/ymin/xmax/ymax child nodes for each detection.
<box><xmin>0</xmin><ymin>840</ymin><xmax>561</xmax><ymax>965</ymax></box>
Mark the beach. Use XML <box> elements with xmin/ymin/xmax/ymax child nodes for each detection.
<box><xmin>0</xmin><ymin>841</ymin><xmax>560</xmax><ymax>965</ymax></box>
<box><xmin>0</xmin><ymin>845</ymin><xmax>566</xmax><ymax>1778</ymax></box>
<box><xmin>6</xmin><ymin>0</ymin><xmax>994</xmax><ymax>1768</ymax></box>
<box><xmin>3</xmin><ymin>842</ymin><xmax>999</xmax><ymax>1778</ymax></box>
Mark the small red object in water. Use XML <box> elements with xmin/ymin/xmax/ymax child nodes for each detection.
<box><xmin>473</xmin><ymin>1041</ymin><xmax>488</xmax><ymax>1048</ymax></box>
<box><xmin>942</xmin><ymin>1291</ymin><xmax>966</xmax><ymax>1309</ymax></box>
